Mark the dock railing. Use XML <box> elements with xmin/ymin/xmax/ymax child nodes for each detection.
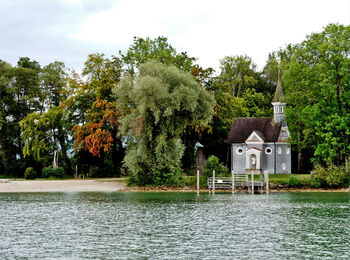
<box><xmin>207</xmin><ymin>172</ymin><xmax>268</xmax><ymax>194</ymax></box>
<box><xmin>208</xmin><ymin>173</ymin><xmax>247</xmax><ymax>193</ymax></box>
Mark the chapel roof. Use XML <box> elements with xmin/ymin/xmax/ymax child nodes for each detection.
<box><xmin>227</xmin><ymin>118</ymin><xmax>282</xmax><ymax>143</ymax></box>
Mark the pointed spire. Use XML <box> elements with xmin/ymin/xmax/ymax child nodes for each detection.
<box><xmin>272</xmin><ymin>59</ymin><xmax>285</xmax><ymax>103</ymax></box>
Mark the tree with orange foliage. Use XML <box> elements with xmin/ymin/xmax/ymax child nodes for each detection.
<box><xmin>69</xmin><ymin>53</ymin><xmax>124</xmax><ymax>176</ymax></box>
<box><xmin>73</xmin><ymin>98</ymin><xmax>120</xmax><ymax>157</ymax></box>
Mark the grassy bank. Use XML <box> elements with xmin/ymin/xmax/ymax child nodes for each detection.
<box><xmin>177</xmin><ymin>173</ymin><xmax>348</xmax><ymax>189</ymax></box>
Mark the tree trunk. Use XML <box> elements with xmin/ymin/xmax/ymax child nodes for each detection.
<box><xmin>231</xmin><ymin>82</ymin><xmax>236</xmax><ymax>97</ymax></box>
<box><xmin>297</xmin><ymin>148</ymin><xmax>303</xmax><ymax>174</ymax></box>
<box><xmin>111</xmin><ymin>126</ymin><xmax>123</xmax><ymax>177</ymax></box>
<box><xmin>57</xmin><ymin>127</ymin><xmax>72</xmax><ymax>176</ymax></box>
<box><xmin>225</xmin><ymin>144</ymin><xmax>230</xmax><ymax>167</ymax></box>
<box><xmin>181</xmin><ymin>127</ymin><xmax>197</xmax><ymax>172</ymax></box>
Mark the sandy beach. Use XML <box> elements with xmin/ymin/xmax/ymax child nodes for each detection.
<box><xmin>0</xmin><ymin>178</ymin><xmax>348</xmax><ymax>193</ymax></box>
<box><xmin>0</xmin><ymin>178</ymin><xmax>126</xmax><ymax>192</ymax></box>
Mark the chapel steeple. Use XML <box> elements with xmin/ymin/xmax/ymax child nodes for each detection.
<box><xmin>272</xmin><ymin>60</ymin><xmax>286</xmax><ymax>124</ymax></box>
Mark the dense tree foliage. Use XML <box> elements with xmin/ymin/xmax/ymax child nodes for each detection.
<box><xmin>115</xmin><ymin>61</ymin><xmax>215</xmax><ymax>185</ymax></box>
<box><xmin>20</xmin><ymin>61</ymin><xmax>73</xmax><ymax>175</ymax></box>
<box><xmin>283</xmin><ymin>23</ymin><xmax>349</xmax><ymax>167</ymax></box>
<box><xmin>0</xmin><ymin>58</ymin><xmax>42</xmax><ymax>176</ymax></box>
<box><xmin>0</xmin><ymin>24</ymin><xmax>348</xmax><ymax>186</ymax></box>
<box><xmin>71</xmin><ymin>53</ymin><xmax>124</xmax><ymax>176</ymax></box>
<box><xmin>119</xmin><ymin>36</ymin><xmax>216</xmax><ymax>172</ymax></box>
<box><xmin>199</xmin><ymin>55</ymin><xmax>273</xmax><ymax>165</ymax></box>
<box><xmin>120</xmin><ymin>36</ymin><xmax>196</xmax><ymax>76</ymax></box>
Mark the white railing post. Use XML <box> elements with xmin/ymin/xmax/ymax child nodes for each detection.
<box><xmin>264</xmin><ymin>170</ymin><xmax>269</xmax><ymax>194</ymax></box>
<box><xmin>196</xmin><ymin>169</ymin><xmax>200</xmax><ymax>195</ymax></box>
<box><xmin>251</xmin><ymin>171</ymin><xmax>254</xmax><ymax>194</ymax></box>
<box><xmin>232</xmin><ymin>170</ymin><xmax>235</xmax><ymax>194</ymax></box>
<box><xmin>212</xmin><ymin>170</ymin><xmax>215</xmax><ymax>194</ymax></box>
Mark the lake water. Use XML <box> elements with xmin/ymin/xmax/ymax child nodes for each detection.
<box><xmin>0</xmin><ymin>192</ymin><xmax>348</xmax><ymax>259</ymax></box>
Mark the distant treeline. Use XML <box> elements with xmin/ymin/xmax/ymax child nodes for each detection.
<box><xmin>0</xmin><ymin>24</ymin><xmax>348</xmax><ymax>185</ymax></box>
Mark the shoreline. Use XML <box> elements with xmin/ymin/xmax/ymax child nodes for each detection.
<box><xmin>0</xmin><ymin>179</ymin><xmax>348</xmax><ymax>193</ymax></box>
<box><xmin>121</xmin><ymin>186</ymin><xmax>349</xmax><ymax>193</ymax></box>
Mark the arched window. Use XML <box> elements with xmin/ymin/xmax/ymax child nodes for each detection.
<box><xmin>286</xmin><ymin>147</ymin><xmax>290</xmax><ymax>154</ymax></box>
<box><xmin>275</xmin><ymin>106</ymin><xmax>279</xmax><ymax>113</ymax></box>
<box><xmin>282</xmin><ymin>163</ymin><xmax>286</xmax><ymax>170</ymax></box>
<box><xmin>278</xmin><ymin>147</ymin><xmax>282</xmax><ymax>154</ymax></box>
<box><xmin>280</xmin><ymin>106</ymin><xmax>284</xmax><ymax>113</ymax></box>
<box><xmin>250</xmin><ymin>154</ymin><xmax>257</xmax><ymax>169</ymax></box>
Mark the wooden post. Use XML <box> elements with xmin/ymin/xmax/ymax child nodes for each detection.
<box><xmin>196</xmin><ymin>169</ymin><xmax>200</xmax><ymax>195</ymax></box>
<box><xmin>264</xmin><ymin>170</ymin><xmax>269</xmax><ymax>194</ymax></box>
<box><xmin>212</xmin><ymin>170</ymin><xmax>215</xmax><ymax>194</ymax></box>
<box><xmin>251</xmin><ymin>171</ymin><xmax>254</xmax><ymax>194</ymax></box>
<box><xmin>232</xmin><ymin>170</ymin><xmax>235</xmax><ymax>194</ymax></box>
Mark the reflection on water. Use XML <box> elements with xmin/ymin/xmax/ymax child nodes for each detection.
<box><xmin>0</xmin><ymin>192</ymin><xmax>348</xmax><ymax>259</ymax></box>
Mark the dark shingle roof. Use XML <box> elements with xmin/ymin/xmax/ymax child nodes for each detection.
<box><xmin>228</xmin><ymin>118</ymin><xmax>281</xmax><ymax>143</ymax></box>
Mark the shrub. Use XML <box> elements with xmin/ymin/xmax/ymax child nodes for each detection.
<box><xmin>202</xmin><ymin>155</ymin><xmax>229</xmax><ymax>177</ymax></box>
<box><xmin>42</xmin><ymin>166</ymin><xmax>54</xmax><ymax>178</ymax></box>
<box><xmin>24</xmin><ymin>167</ymin><xmax>37</xmax><ymax>180</ymax></box>
<box><xmin>181</xmin><ymin>175</ymin><xmax>207</xmax><ymax>188</ymax></box>
<box><xmin>127</xmin><ymin>172</ymin><xmax>138</xmax><ymax>186</ymax></box>
<box><xmin>53</xmin><ymin>167</ymin><xmax>65</xmax><ymax>178</ymax></box>
<box><xmin>153</xmin><ymin>167</ymin><xmax>182</xmax><ymax>187</ymax></box>
<box><xmin>287</xmin><ymin>176</ymin><xmax>302</xmax><ymax>187</ymax></box>
<box><xmin>310</xmin><ymin>177</ymin><xmax>322</xmax><ymax>188</ymax></box>
<box><xmin>301</xmin><ymin>177</ymin><xmax>311</xmax><ymax>187</ymax></box>
<box><xmin>311</xmin><ymin>164</ymin><xmax>349</xmax><ymax>188</ymax></box>
<box><xmin>326</xmin><ymin>164</ymin><xmax>348</xmax><ymax>187</ymax></box>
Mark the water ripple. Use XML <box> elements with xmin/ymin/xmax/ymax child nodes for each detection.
<box><xmin>0</xmin><ymin>192</ymin><xmax>348</xmax><ymax>259</ymax></box>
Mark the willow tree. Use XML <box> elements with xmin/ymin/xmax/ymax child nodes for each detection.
<box><xmin>120</xmin><ymin>36</ymin><xmax>214</xmax><ymax>172</ymax></box>
<box><xmin>115</xmin><ymin>61</ymin><xmax>215</xmax><ymax>185</ymax></box>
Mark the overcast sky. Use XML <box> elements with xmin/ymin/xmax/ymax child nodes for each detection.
<box><xmin>1</xmin><ymin>0</ymin><xmax>349</xmax><ymax>73</ymax></box>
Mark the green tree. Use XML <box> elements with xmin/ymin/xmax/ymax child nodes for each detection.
<box><xmin>41</xmin><ymin>61</ymin><xmax>68</xmax><ymax>107</ymax></box>
<box><xmin>115</xmin><ymin>61</ymin><xmax>215</xmax><ymax>185</ymax></box>
<box><xmin>120</xmin><ymin>36</ymin><xmax>196</xmax><ymax>76</ymax></box>
<box><xmin>283</xmin><ymin>23</ymin><xmax>350</xmax><ymax>166</ymax></box>
<box><xmin>200</xmin><ymin>55</ymin><xmax>272</xmax><ymax>165</ymax></box>
<box><xmin>0</xmin><ymin>58</ymin><xmax>42</xmax><ymax>176</ymax></box>
<box><xmin>217</xmin><ymin>55</ymin><xmax>258</xmax><ymax>97</ymax></box>
<box><xmin>20</xmin><ymin>61</ymin><xmax>73</xmax><ymax>174</ymax></box>
<box><xmin>70</xmin><ymin>53</ymin><xmax>124</xmax><ymax>176</ymax></box>
<box><xmin>120</xmin><ymin>36</ymin><xmax>214</xmax><ymax>172</ymax></box>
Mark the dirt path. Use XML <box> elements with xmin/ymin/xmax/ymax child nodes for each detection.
<box><xmin>0</xmin><ymin>178</ymin><xmax>126</xmax><ymax>192</ymax></box>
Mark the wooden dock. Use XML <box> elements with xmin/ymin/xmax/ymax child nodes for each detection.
<box><xmin>207</xmin><ymin>171</ymin><xmax>269</xmax><ymax>194</ymax></box>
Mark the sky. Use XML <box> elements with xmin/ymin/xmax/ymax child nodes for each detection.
<box><xmin>1</xmin><ymin>0</ymin><xmax>349</xmax><ymax>73</ymax></box>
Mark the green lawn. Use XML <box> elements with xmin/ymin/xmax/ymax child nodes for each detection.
<box><xmin>267</xmin><ymin>174</ymin><xmax>311</xmax><ymax>185</ymax></box>
<box><xmin>182</xmin><ymin>174</ymin><xmax>312</xmax><ymax>187</ymax></box>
